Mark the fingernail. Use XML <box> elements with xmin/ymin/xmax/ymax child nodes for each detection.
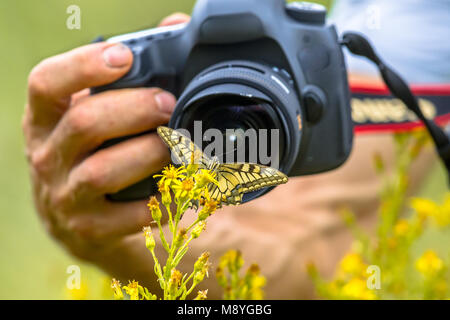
<box><xmin>155</xmin><ymin>91</ymin><xmax>176</xmax><ymax>114</ymax></box>
<box><xmin>103</xmin><ymin>44</ymin><xmax>131</xmax><ymax>68</ymax></box>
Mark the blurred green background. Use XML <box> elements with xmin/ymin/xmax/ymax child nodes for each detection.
<box><xmin>0</xmin><ymin>0</ymin><xmax>446</xmax><ymax>299</ymax></box>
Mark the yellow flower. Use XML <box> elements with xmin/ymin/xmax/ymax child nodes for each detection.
<box><xmin>432</xmin><ymin>195</ymin><xmax>450</xmax><ymax>227</ymax></box>
<box><xmin>411</xmin><ymin>195</ymin><xmax>450</xmax><ymax>227</ymax></box>
<box><xmin>249</xmin><ymin>288</ymin><xmax>265</xmax><ymax>300</ymax></box>
<box><xmin>154</xmin><ymin>165</ymin><xmax>186</xmax><ymax>187</ymax></box>
<box><xmin>415</xmin><ymin>250</ymin><xmax>445</xmax><ymax>277</ymax></box>
<box><xmin>66</xmin><ymin>281</ymin><xmax>89</xmax><ymax>300</ymax></box>
<box><xmin>339</xmin><ymin>253</ymin><xmax>367</xmax><ymax>276</ymax></box>
<box><xmin>410</xmin><ymin>198</ymin><xmax>439</xmax><ymax>221</ymax></box>
<box><xmin>111</xmin><ymin>278</ymin><xmax>124</xmax><ymax>300</ymax></box>
<box><xmin>172</xmin><ymin>177</ymin><xmax>195</xmax><ymax>202</ymax></box>
<box><xmin>147</xmin><ymin>196</ymin><xmax>162</xmax><ymax>222</ymax></box>
<box><xmin>194</xmin><ymin>169</ymin><xmax>219</xmax><ymax>189</ymax></box>
<box><xmin>246</xmin><ymin>264</ymin><xmax>267</xmax><ymax>290</ymax></box>
<box><xmin>223</xmin><ymin>250</ymin><xmax>244</xmax><ymax>274</ymax></box>
<box><xmin>143</xmin><ymin>226</ymin><xmax>155</xmax><ymax>251</ymax></box>
<box><xmin>123</xmin><ymin>280</ymin><xmax>141</xmax><ymax>300</ymax></box>
<box><xmin>341</xmin><ymin>278</ymin><xmax>377</xmax><ymax>300</ymax></box>
<box><xmin>394</xmin><ymin>219</ymin><xmax>410</xmax><ymax>237</ymax></box>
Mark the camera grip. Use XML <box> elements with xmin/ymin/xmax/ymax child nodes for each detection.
<box><xmin>98</xmin><ymin>132</ymin><xmax>160</xmax><ymax>202</ymax></box>
<box><xmin>90</xmin><ymin>44</ymin><xmax>164</xmax><ymax>201</ymax></box>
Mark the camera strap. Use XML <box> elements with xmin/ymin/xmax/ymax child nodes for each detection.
<box><xmin>350</xmin><ymin>84</ymin><xmax>450</xmax><ymax>134</ymax></box>
<box><xmin>341</xmin><ymin>32</ymin><xmax>450</xmax><ymax>185</ymax></box>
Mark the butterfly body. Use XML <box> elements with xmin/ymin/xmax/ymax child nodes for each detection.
<box><xmin>157</xmin><ymin>126</ymin><xmax>288</xmax><ymax>207</ymax></box>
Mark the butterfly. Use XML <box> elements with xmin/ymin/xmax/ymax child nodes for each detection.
<box><xmin>157</xmin><ymin>126</ymin><xmax>288</xmax><ymax>207</ymax></box>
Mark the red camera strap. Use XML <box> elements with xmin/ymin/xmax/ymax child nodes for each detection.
<box><xmin>351</xmin><ymin>84</ymin><xmax>450</xmax><ymax>134</ymax></box>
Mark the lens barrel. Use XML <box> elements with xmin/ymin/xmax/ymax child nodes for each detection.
<box><xmin>170</xmin><ymin>61</ymin><xmax>302</xmax><ymax>203</ymax></box>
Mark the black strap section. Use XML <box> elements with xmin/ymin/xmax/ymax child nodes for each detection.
<box><xmin>341</xmin><ymin>32</ymin><xmax>450</xmax><ymax>185</ymax></box>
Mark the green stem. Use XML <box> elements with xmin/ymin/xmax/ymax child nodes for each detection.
<box><xmin>150</xmin><ymin>249</ymin><xmax>163</xmax><ymax>281</ymax></box>
<box><xmin>156</xmin><ymin>220</ymin><xmax>170</xmax><ymax>252</ymax></box>
<box><xmin>173</xmin><ymin>235</ymin><xmax>194</xmax><ymax>267</ymax></box>
<box><xmin>230</xmin><ymin>269</ymin><xmax>240</xmax><ymax>299</ymax></box>
<box><xmin>182</xmin><ymin>271</ymin><xmax>195</xmax><ymax>290</ymax></box>
<box><xmin>163</xmin><ymin>222</ymin><xmax>176</xmax><ymax>299</ymax></box>
<box><xmin>181</xmin><ymin>280</ymin><xmax>199</xmax><ymax>300</ymax></box>
<box><xmin>165</xmin><ymin>204</ymin><xmax>174</xmax><ymax>234</ymax></box>
<box><xmin>186</xmin><ymin>219</ymin><xmax>200</xmax><ymax>233</ymax></box>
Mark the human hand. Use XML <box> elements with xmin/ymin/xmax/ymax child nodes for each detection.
<box><xmin>23</xmin><ymin>13</ymin><xmax>190</xmax><ymax>262</ymax></box>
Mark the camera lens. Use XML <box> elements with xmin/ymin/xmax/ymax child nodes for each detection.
<box><xmin>179</xmin><ymin>95</ymin><xmax>286</xmax><ymax>167</ymax></box>
<box><xmin>170</xmin><ymin>60</ymin><xmax>302</xmax><ymax>203</ymax></box>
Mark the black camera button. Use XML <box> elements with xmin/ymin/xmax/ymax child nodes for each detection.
<box><xmin>302</xmin><ymin>86</ymin><xmax>326</xmax><ymax>124</ymax></box>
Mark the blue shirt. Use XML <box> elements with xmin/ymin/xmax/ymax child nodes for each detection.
<box><xmin>329</xmin><ymin>0</ymin><xmax>450</xmax><ymax>83</ymax></box>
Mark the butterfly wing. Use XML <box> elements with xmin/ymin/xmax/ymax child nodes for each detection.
<box><xmin>208</xmin><ymin>163</ymin><xmax>288</xmax><ymax>206</ymax></box>
<box><xmin>157</xmin><ymin>126</ymin><xmax>211</xmax><ymax>168</ymax></box>
<box><xmin>157</xmin><ymin>126</ymin><xmax>288</xmax><ymax>207</ymax></box>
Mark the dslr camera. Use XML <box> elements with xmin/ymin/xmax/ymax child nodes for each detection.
<box><xmin>94</xmin><ymin>0</ymin><xmax>356</xmax><ymax>202</ymax></box>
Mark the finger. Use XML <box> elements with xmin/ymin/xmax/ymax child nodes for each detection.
<box><xmin>41</xmin><ymin>88</ymin><xmax>175</xmax><ymax>170</ymax></box>
<box><xmin>70</xmin><ymin>88</ymin><xmax>91</xmax><ymax>106</ymax></box>
<box><xmin>63</xmin><ymin>200</ymin><xmax>153</xmax><ymax>246</ymax></box>
<box><xmin>27</xmin><ymin>42</ymin><xmax>133</xmax><ymax>126</ymax></box>
<box><xmin>67</xmin><ymin>133</ymin><xmax>170</xmax><ymax>199</ymax></box>
<box><xmin>159</xmin><ymin>12</ymin><xmax>190</xmax><ymax>27</ymax></box>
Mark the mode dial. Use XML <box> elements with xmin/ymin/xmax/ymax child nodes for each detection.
<box><xmin>286</xmin><ymin>2</ymin><xmax>327</xmax><ymax>24</ymax></box>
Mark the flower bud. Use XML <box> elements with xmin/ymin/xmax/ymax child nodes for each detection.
<box><xmin>143</xmin><ymin>226</ymin><xmax>155</xmax><ymax>251</ymax></box>
<box><xmin>194</xmin><ymin>268</ymin><xmax>207</xmax><ymax>284</ymax></box>
<box><xmin>147</xmin><ymin>196</ymin><xmax>162</xmax><ymax>222</ymax></box>
<box><xmin>194</xmin><ymin>289</ymin><xmax>208</xmax><ymax>300</ymax></box>
<box><xmin>168</xmin><ymin>269</ymin><xmax>182</xmax><ymax>296</ymax></box>
<box><xmin>158</xmin><ymin>182</ymin><xmax>172</xmax><ymax>207</ymax></box>
<box><xmin>227</xmin><ymin>250</ymin><xmax>243</xmax><ymax>273</ymax></box>
<box><xmin>198</xmin><ymin>199</ymin><xmax>217</xmax><ymax>221</ymax></box>
<box><xmin>191</xmin><ymin>221</ymin><xmax>206</xmax><ymax>239</ymax></box>
<box><xmin>123</xmin><ymin>280</ymin><xmax>140</xmax><ymax>300</ymax></box>
<box><xmin>111</xmin><ymin>278</ymin><xmax>124</xmax><ymax>300</ymax></box>
<box><xmin>194</xmin><ymin>252</ymin><xmax>210</xmax><ymax>273</ymax></box>
<box><xmin>174</xmin><ymin>228</ymin><xmax>187</xmax><ymax>249</ymax></box>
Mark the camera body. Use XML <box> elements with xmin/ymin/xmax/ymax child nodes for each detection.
<box><xmin>95</xmin><ymin>0</ymin><xmax>353</xmax><ymax>201</ymax></box>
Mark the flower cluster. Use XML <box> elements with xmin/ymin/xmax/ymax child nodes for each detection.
<box><xmin>112</xmin><ymin>164</ymin><xmax>219</xmax><ymax>300</ymax></box>
<box><xmin>307</xmin><ymin>252</ymin><xmax>377</xmax><ymax>300</ymax></box>
<box><xmin>216</xmin><ymin>250</ymin><xmax>266</xmax><ymax>300</ymax></box>
<box><xmin>309</xmin><ymin>131</ymin><xmax>449</xmax><ymax>300</ymax></box>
